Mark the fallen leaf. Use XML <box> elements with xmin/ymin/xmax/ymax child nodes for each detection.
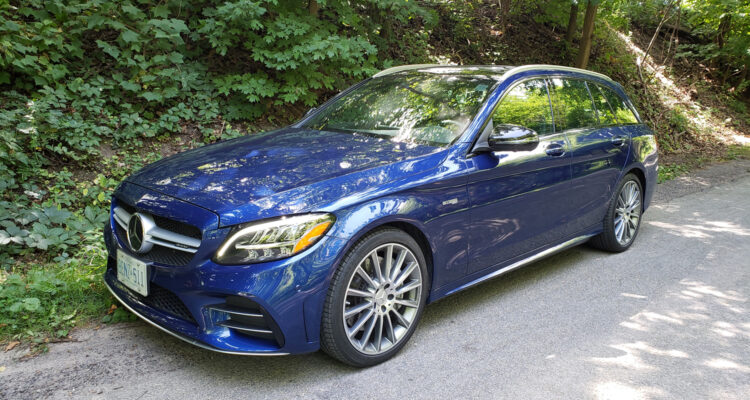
<box><xmin>5</xmin><ymin>341</ymin><xmax>19</xmax><ymax>352</ymax></box>
<box><xmin>107</xmin><ymin>304</ymin><xmax>118</xmax><ymax>315</ymax></box>
<box><xmin>0</xmin><ymin>366</ymin><xmax>5</xmax><ymax>372</ymax></box>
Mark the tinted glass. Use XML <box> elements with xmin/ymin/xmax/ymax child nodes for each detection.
<box><xmin>549</xmin><ymin>78</ymin><xmax>598</xmax><ymax>131</ymax></box>
<box><xmin>597</xmin><ymin>84</ymin><xmax>640</xmax><ymax>124</ymax></box>
<box><xmin>492</xmin><ymin>79</ymin><xmax>553</xmax><ymax>135</ymax></box>
<box><xmin>588</xmin><ymin>82</ymin><xmax>618</xmax><ymax>126</ymax></box>
<box><xmin>302</xmin><ymin>73</ymin><xmax>495</xmax><ymax>146</ymax></box>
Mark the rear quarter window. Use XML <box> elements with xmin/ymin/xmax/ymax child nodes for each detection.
<box><xmin>587</xmin><ymin>82</ymin><xmax>618</xmax><ymax>126</ymax></box>
<box><xmin>597</xmin><ymin>84</ymin><xmax>640</xmax><ymax>125</ymax></box>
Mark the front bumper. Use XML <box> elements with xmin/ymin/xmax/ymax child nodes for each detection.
<box><xmin>104</xmin><ymin>185</ymin><xmax>349</xmax><ymax>355</ymax></box>
<box><xmin>103</xmin><ymin>276</ymin><xmax>289</xmax><ymax>355</ymax></box>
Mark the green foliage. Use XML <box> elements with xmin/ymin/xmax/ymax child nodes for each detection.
<box><xmin>0</xmin><ymin>0</ymin><xmax>432</xmax><ymax>259</ymax></box>
<box><xmin>0</xmin><ymin>260</ymin><xmax>111</xmax><ymax>341</ymax></box>
<box><xmin>658</xmin><ymin>163</ymin><xmax>691</xmax><ymax>182</ymax></box>
<box><xmin>0</xmin><ymin>1</ymin><xmax>431</xmax><ymax>166</ymax></box>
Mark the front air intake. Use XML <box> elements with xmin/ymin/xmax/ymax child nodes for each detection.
<box><xmin>209</xmin><ymin>296</ymin><xmax>285</xmax><ymax>347</ymax></box>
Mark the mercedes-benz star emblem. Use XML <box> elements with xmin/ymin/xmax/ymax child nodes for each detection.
<box><xmin>126</xmin><ymin>213</ymin><xmax>154</xmax><ymax>253</ymax></box>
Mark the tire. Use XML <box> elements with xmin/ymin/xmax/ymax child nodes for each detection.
<box><xmin>590</xmin><ymin>173</ymin><xmax>644</xmax><ymax>252</ymax></box>
<box><xmin>320</xmin><ymin>228</ymin><xmax>430</xmax><ymax>367</ymax></box>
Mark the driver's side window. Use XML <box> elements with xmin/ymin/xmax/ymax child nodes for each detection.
<box><xmin>492</xmin><ymin>79</ymin><xmax>554</xmax><ymax>135</ymax></box>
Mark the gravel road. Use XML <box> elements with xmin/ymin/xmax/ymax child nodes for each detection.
<box><xmin>2</xmin><ymin>160</ymin><xmax>749</xmax><ymax>400</ymax></box>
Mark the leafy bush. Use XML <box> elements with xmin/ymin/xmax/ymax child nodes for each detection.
<box><xmin>0</xmin><ymin>1</ymin><xmax>433</xmax><ymax>166</ymax></box>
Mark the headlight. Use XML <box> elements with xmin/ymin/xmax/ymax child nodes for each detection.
<box><xmin>213</xmin><ymin>213</ymin><xmax>335</xmax><ymax>265</ymax></box>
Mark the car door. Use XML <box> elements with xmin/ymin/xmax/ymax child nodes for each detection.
<box><xmin>548</xmin><ymin>78</ymin><xmax>630</xmax><ymax>233</ymax></box>
<box><xmin>466</xmin><ymin>78</ymin><xmax>573</xmax><ymax>275</ymax></box>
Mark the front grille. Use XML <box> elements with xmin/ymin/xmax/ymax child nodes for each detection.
<box><xmin>142</xmin><ymin>284</ymin><xmax>197</xmax><ymax>324</ymax></box>
<box><xmin>209</xmin><ymin>296</ymin><xmax>285</xmax><ymax>347</ymax></box>
<box><xmin>152</xmin><ymin>215</ymin><xmax>201</xmax><ymax>240</ymax></box>
<box><xmin>114</xmin><ymin>223</ymin><xmax>195</xmax><ymax>266</ymax></box>
<box><xmin>112</xmin><ymin>197</ymin><xmax>201</xmax><ymax>266</ymax></box>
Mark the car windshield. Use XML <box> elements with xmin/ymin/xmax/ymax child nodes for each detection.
<box><xmin>302</xmin><ymin>72</ymin><xmax>496</xmax><ymax>147</ymax></box>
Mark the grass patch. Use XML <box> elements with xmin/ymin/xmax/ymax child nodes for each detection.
<box><xmin>725</xmin><ymin>144</ymin><xmax>750</xmax><ymax>161</ymax></box>
<box><xmin>658</xmin><ymin>163</ymin><xmax>691</xmax><ymax>183</ymax></box>
<box><xmin>0</xmin><ymin>249</ymin><xmax>112</xmax><ymax>346</ymax></box>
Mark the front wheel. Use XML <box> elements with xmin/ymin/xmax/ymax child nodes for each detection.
<box><xmin>320</xmin><ymin>228</ymin><xmax>429</xmax><ymax>367</ymax></box>
<box><xmin>590</xmin><ymin>173</ymin><xmax>643</xmax><ymax>252</ymax></box>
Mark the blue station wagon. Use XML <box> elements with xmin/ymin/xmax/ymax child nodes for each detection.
<box><xmin>104</xmin><ymin>64</ymin><xmax>658</xmax><ymax>366</ymax></box>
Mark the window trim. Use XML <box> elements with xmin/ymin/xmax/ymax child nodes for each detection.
<box><xmin>468</xmin><ymin>76</ymin><xmax>557</xmax><ymax>154</ymax></box>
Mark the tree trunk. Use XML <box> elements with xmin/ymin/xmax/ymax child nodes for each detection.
<box><xmin>664</xmin><ymin>1</ymin><xmax>681</xmax><ymax>65</ymax></box>
<box><xmin>716</xmin><ymin>12</ymin><xmax>731</xmax><ymax>49</ymax></box>
<box><xmin>498</xmin><ymin>0</ymin><xmax>512</xmax><ymax>29</ymax></box>
<box><xmin>575</xmin><ymin>1</ymin><xmax>598</xmax><ymax>69</ymax></box>
<box><xmin>639</xmin><ymin>0</ymin><xmax>675</xmax><ymax>81</ymax></box>
<box><xmin>565</xmin><ymin>2</ymin><xmax>579</xmax><ymax>43</ymax></box>
<box><xmin>308</xmin><ymin>0</ymin><xmax>319</xmax><ymax>17</ymax></box>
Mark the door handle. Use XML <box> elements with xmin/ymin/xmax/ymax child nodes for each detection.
<box><xmin>611</xmin><ymin>135</ymin><xmax>627</xmax><ymax>146</ymax></box>
<box><xmin>545</xmin><ymin>143</ymin><xmax>565</xmax><ymax>156</ymax></box>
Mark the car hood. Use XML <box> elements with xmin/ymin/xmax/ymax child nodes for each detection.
<box><xmin>126</xmin><ymin>128</ymin><xmax>445</xmax><ymax>226</ymax></box>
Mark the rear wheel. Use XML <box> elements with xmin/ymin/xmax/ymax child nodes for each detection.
<box><xmin>590</xmin><ymin>173</ymin><xmax>643</xmax><ymax>252</ymax></box>
<box><xmin>321</xmin><ymin>228</ymin><xmax>429</xmax><ymax>367</ymax></box>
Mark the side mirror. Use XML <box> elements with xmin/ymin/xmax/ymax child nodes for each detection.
<box><xmin>488</xmin><ymin>124</ymin><xmax>539</xmax><ymax>151</ymax></box>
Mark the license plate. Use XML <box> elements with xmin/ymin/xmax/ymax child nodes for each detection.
<box><xmin>117</xmin><ymin>250</ymin><xmax>149</xmax><ymax>296</ymax></box>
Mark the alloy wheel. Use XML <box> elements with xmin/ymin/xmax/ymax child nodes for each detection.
<box><xmin>614</xmin><ymin>180</ymin><xmax>641</xmax><ymax>245</ymax></box>
<box><xmin>342</xmin><ymin>243</ymin><xmax>423</xmax><ymax>355</ymax></box>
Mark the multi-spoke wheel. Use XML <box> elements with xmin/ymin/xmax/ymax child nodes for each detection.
<box><xmin>590</xmin><ymin>173</ymin><xmax>644</xmax><ymax>252</ymax></box>
<box><xmin>614</xmin><ymin>181</ymin><xmax>641</xmax><ymax>245</ymax></box>
<box><xmin>321</xmin><ymin>228</ymin><xmax>429</xmax><ymax>367</ymax></box>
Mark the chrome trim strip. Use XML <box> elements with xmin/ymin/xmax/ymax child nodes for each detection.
<box><xmin>209</xmin><ymin>305</ymin><xmax>264</xmax><ymax>318</ymax></box>
<box><xmin>445</xmin><ymin>233</ymin><xmax>596</xmax><ymax>296</ymax></box>
<box><xmin>113</xmin><ymin>207</ymin><xmax>130</xmax><ymax>229</ymax></box>
<box><xmin>147</xmin><ymin>237</ymin><xmax>199</xmax><ymax>253</ymax></box>
<box><xmin>104</xmin><ymin>280</ymin><xmax>289</xmax><ymax>356</ymax></box>
<box><xmin>218</xmin><ymin>320</ymin><xmax>274</xmax><ymax>335</ymax></box>
<box><xmin>148</xmin><ymin>226</ymin><xmax>201</xmax><ymax>249</ymax></box>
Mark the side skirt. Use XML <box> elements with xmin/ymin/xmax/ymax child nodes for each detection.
<box><xmin>439</xmin><ymin>232</ymin><xmax>597</xmax><ymax>298</ymax></box>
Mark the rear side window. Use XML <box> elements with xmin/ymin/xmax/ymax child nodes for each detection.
<box><xmin>549</xmin><ymin>78</ymin><xmax>598</xmax><ymax>131</ymax></box>
<box><xmin>492</xmin><ymin>79</ymin><xmax>554</xmax><ymax>135</ymax></box>
<box><xmin>587</xmin><ymin>82</ymin><xmax>618</xmax><ymax>126</ymax></box>
<box><xmin>597</xmin><ymin>84</ymin><xmax>640</xmax><ymax>124</ymax></box>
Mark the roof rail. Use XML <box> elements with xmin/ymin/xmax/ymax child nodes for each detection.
<box><xmin>500</xmin><ymin>64</ymin><xmax>614</xmax><ymax>82</ymax></box>
<box><xmin>372</xmin><ymin>64</ymin><xmax>449</xmax><ymax>78</ymax></box>
<box><xmin>372</xmin><ymin>63</ymin><xmax>615</xmax><ymax>83</ymax></box>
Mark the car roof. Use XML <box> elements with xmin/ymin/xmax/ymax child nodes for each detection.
<box><xmin>373</xmin><ymin>64</ymin><xmax>614</xmax><ymax>84</ymax></box>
